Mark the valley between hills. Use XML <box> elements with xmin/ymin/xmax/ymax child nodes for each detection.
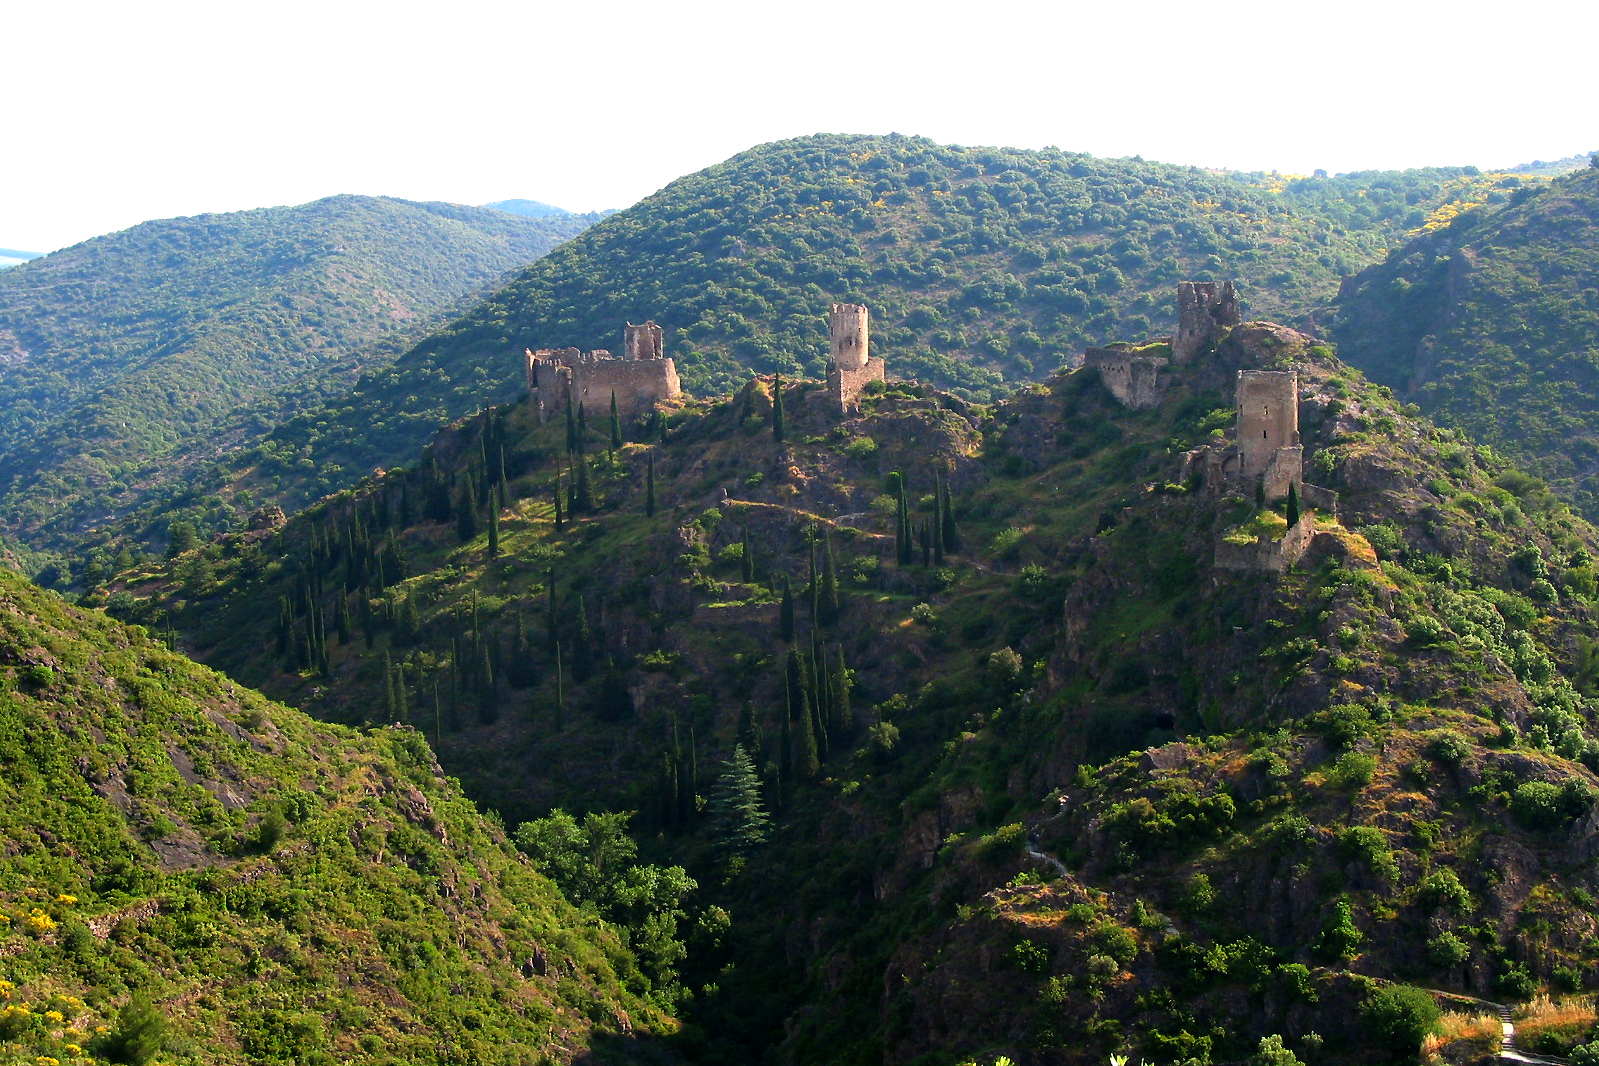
<box><xmin>3</xmin><ymin>137</ymin><xmax>1599</xmax><ymax>1066</ymax></box>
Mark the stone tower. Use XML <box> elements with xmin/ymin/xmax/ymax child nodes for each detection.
<box><xmin>624</xmin><ymin>320</ymin><xmax>664</xmax><ymax>361</ymax></box>
<box><xmin>1237</xmin><ymin>370</ymin><xmax>1301</xmax><ymax>492</ymax></box>
<box><xmin>829</xmin><ymin>303</ymin><xmax>870</xmax><ymax>371</ymax></box>
<box><xmin>1173</xmin><ymin>281</ymin><xmax>1241</xmax><ymax>362</ymax></box>
<box><xmin>825</xmin><ymin>302</ymin><xmax>884</xmax><ymax>415</ymax></box>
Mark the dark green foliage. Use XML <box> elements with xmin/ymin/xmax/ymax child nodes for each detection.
<box><xmin>1285</xmin><ymin>482</ymin><xmax>1301</xmax><ymax>526</ymax></box>
<box><xmin>1360</xmin><ymin>984</ymin><xmax>1440</xmax><ymax>1056</ymax></box>
<box><xmin>1316</xmin><ymin>899</ymin><xmax>1363</xmax><ymax>961</ymax></box>
<box><xmin>94</xmin><ymin>996</ymin><xmax>169</xmax><ymax>1066</ymax></box>
<box><xmin>1511</xmin><ymin>778</ymin><xmax>1597</xmax><ymax>829</ymax></box>
<box><xmin>708</xmin><ymin>744</ymin><xmax>770</xmax><ymax>857</ymax></box>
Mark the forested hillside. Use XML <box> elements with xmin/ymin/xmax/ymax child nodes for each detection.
<box><xmin>1334</xmin><ymin>165</ymin><xmax>1599</xmax><ymax>517</ymax></box>
<box><xmin>116</xmin><ymin>300</ymin><xmax>1599</xmax><ymax>1064</ymax></box>
<box><xmin>0</xmin><ymin>565</ymin><xmax>671</xmax><ymax>1065</ymax></box>
<box><xmin>215</xmin><ymin>134</ymin><xmax>1522</xmax><ymax>535</ymax></box>
<box><xmin>0</xmin><ymin>195</ymin><xmax>591</xmax><ymax>565</ymax></box>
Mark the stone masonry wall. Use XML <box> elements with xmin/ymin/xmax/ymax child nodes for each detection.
<box><xmin>1237</xmin><ymin>370</ymin><xmax>1299</xmax><ymax>477</ymax></box>
<box><xmin>1085</xmin><ymin>347</ymin><xmax>1168</xmax><ymax>409</ymax></box>
<box><xmin>1173</xmin><ymin>280</ymin><xmax>1240</xmax><ymax>363</ymax></box>
<box><xmin>828</xmin><ymin>357</ymin><xmax>885</xmax><ymax>416</ymax></box>
<box><xmin>1215</xmin><ymin>511</ymin><xmax>1317</xmax><ymax>571</ymax></box>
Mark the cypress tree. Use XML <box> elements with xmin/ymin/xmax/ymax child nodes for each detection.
<box><xmin>1286</xmin><ymin>482</ymin><xmax>1302</xmax><ymax>526</ymax></box>
<box><xmin>819</xmin><ymin>535</ymin><xmax>840</xmax><ymax>624</ymax></box>
<box><xmin>737</xmin><ymin>700</ymin><xmax>763</xmax><ymax>761</ymax></box>
<box><xmin>383</xmin><ymin>652</ymin><xmax>398</xmax><ymax>722</ymax></box>
<box><xmin>487</xmin><ymin>490</ymin><xmax>500</xmax><ymax>559</ymax></box>
<box><xmin>609</xmin><ymin>391</ymin><xmax>622</xmax><ymax>452</ymax></box>
<box><xmin>573</xmin><ymin>453</ymin><xmax>595</xmax><ymax>513</ymax></box>
<box><xmin>577</xmin><ymin>401</ymin><xmax>588</xmax><ymax>445</ymax></box>
<box><xmin>895</xmin><ymin>485</ymin><xmax>911</xmax><ymax>566</ymax></box>
<box><xmin>646</xmin><ymin>452</ymin><xmax>656</xmax><ymax>517</ymax></box>
<box><xmin>565</xmin><ymin>397</ymin><xmax>578</xmax><ymax>455</ymax></box>
<box><xmin>678</xmin><ymin>726</ymin><xmax>698</xmax><ymax>825</ymax></box>
<box><xmin>573</xmin><ymin>597</ymin><xmax>593</xmax><ymax>682</ymax></box>
<box><xmin>778</xmin><ymin>716</ymin><xmax>791</xmax><ymax>804</ymax></box>
<box><xmin>795</xmin><ymin>684</ymin><xmax>819</xmax><ymax>780</ymax></box>
<box><xmin>740</xmin><ymin>526</ymin><xmax>754</xmax><ymax>583</ymax></box>
<box><xmin>477</xmin><ymin>643</ymin><xmax>497</xmax><ymax>725</ymax></box>
<box><xmin>553</xmin><ymin>642</ymin><xmax>566</xmax><ymax>730</ymax></box>
<box><xmin>920</xmin><ymin>520</ymin><xmax>931</xmax><ymax>567</ymax></box>
<box><xmin>553</xmin><ymin>473</ymin><xmax>564</xmax><ymax>530</ymax></box>
<box><xmin>833</xmin><ymin>645</ymin><xmax>852</xmax><ymax>737</ymax></box>
<box><xmin>772</xmin><ymin>374</ymin><xmax>786</xmax><ymax>443</ymax></box>
<box><xmin>785</xmin><ymin>648</ymin><xmax>807</xmax><ymax>722</ymax></box>
<box><xmin>335</xmin><ymin>596</ymin><xmax>351</xmax><ymax>646</ymax></box>
<box><xmin>941</xmin><ymin>480</ymin><xmax>961</xmax><ymax>552</ymax></box>
<box><xmin>545</xmin><ymin>570</ymin><xmax>558</xmax><ymax>652</ymax></box>
<box><xmin>779</xmin><ymin>576</ymin><xmax>795</xmax><ymax>641</ymax></box>
<box><xmin>455</xmin><ymin>484</ymin><xmax>478</xmax><ymax>543</ymax></box>
<box><xmin>433</xmin><ymin>681</ymin><xmax>443</xmax><ymax>750</ymax></box>
<box><xmin>498</xmin><ymin>444</ymin><xmax>510</xmax><ymax>505</ymax></box>
<box><xmin>659</xmin><ymin>750</ymin><xmax>679</xmax><ymax>829</ymax></box>
<box><xmin>808</xmin><ymin>539</ymin><xmax>820</xmax><ymax>620</ymax></box>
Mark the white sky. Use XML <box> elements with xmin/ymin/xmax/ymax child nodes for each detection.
<box><xmin>6</xmin><ymin>0</ymin><xmax>1594</xmax><ymax>253</ymax></box>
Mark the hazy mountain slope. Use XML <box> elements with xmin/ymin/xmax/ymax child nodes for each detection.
<box><xmin>0</xmin><ymin>565</ymin><xmax>671</xmax><ymax>1065</ymax></box>
<box><xmin>484</xmin><ymin>199</ymin><xmax>573</xmax><ymax>218</ymax></box>
<box><xmin>120</xmin><ymin>296</ymin><xmax>1599</xmax><ymax>1064</ymax></box>
<box><xmin>227</xmin><ymin>134</ymin><xmax>1512</xmax><ymax>525</ymax></box>
<box><xmin>0</xmin><ymin>195</ymin><xmax>590</xmax><ymax>558</ymax></box>
<box><xmin>1333</xmin><ymin>166</ymin><xmax>1599</xmax><ymax>516</ymax></box>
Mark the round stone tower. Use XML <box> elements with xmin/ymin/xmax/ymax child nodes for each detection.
<box><xmin>829</xmin><ymin>303</ymin><xmax>869</xmax><ymax>371</ymax></box>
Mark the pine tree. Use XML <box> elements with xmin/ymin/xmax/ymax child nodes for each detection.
<box><xmin>772</xmin><ymin>374</ymin><xmax>786</xmax><ymax>443</ymax></box>
<box><xmin>645</xmin><ymin>452</ymin><xmax>656</xmax><ymax>517</ymax></box>
<box><xmin>708</xmin><ymin>744</ymin><xmax>771</xmax><ymax>858</ymax></box>
<box><xmin>609</xmin><ymin>391</ymin><xmax>622</xmax><ymax>452</ymax></box>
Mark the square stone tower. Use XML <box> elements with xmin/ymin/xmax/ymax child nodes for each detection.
<box><xmin>624</xmin><ymin>320</ymin><xmax>664</xmax><ymax>361</ymax></box>
<box><xmin>826</xmin><ymin>302</ymin><xmax>884</xmax><ymax>414</ymax></box>
<box><xmin>1237</xmin><ymin>370</ymin><xmax>1302</xmax><ymax>496</ymax></box>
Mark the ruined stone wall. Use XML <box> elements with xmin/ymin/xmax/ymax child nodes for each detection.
<box><xmin>1173</xmin><ymin>280</ymin><xmax>1240</xmax><ymax>362</ymax></box>
<box><xmin>624</xmin><ymin>321</ymin><xmax>664</xmax><ymax>361</ymax></box>
<box><xmin>828</xmin><ymin>358</ymin><xmax>885</xmax><ymax>416</ymax></box>
<box><xmin>1085</xmin><ymin>347</ymin><xmax>1168</xmax><ymax>409</ymax></box>
<box><xmin>830</xmin><ymin>303</ymin><xmax>870</xmax><ymax>371</ymax></box>
<box><xmin>572</xmin><ymin>358</ymin><xmax>681</xmax><ymax>419</ymax></box>
<box><xmin>1215</xmin><ymin>511</ymin><xmax>1317</xmax><ymax>571</ymax></box>
<box><xmin>1261</xmin><ymin>445</ymin><xmax>1304</xmax><ymax>501</ymax></box>
<box><xmin>1237</xmin><ymin>370</ymin><xmax>1299</xmax><ymax>478</ymax></box>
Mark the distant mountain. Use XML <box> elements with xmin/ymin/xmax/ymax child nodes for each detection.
<box><xmin>1505</xmin><ymin>151</ymin><xmax>1596</xmax><ymax>176</ymax></box>
<box><xmin>0</xmin><ymin>195</ymin><xmax>592</xmax><ymax>564</ymax></box>
<box><xmin>0</xmin><ymin>247</ymin><xmax>41</xmax><ymax>269</ymax></box>
<box><xmin>235</xmin><ymin>133</ymin><xmax>1514</xmax><ymax>520</ymax></box>
<box><xmin>483</xmin><ymin>198</ymin><xmax>573</xmax><ymax>218</ymax></box>
<box><xmin>1333</xmin><ymin>165</ymin><xmax>1599</xmax><ymax>516</ymax></box>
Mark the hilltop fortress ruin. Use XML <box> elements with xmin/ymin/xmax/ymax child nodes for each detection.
<box><xmin>526</xmin><ymin>304</ymin><xmax>889</xmax><ymax>420</ymax></box>
<box><xmin>825</xmin><ymin>302</ymin><xmax>886</xmax><ymax>415</ymax></box>
<box><xmin>525</xmin><ymin>320</ymin><xmax>682</xmax><ymax>423</ymax></box>
<box><xmin>1087</xmin><ymin>282</ymin><xmax>1337</xmax><ymax>571</ymax></box>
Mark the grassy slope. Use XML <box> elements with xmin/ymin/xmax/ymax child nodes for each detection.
<box><xmin>0</xmin><ymin>196</ymin><xmax>591</xmax><ymax>560</ymax></box>
<box><xmin>224</xmin><ymin>134</ymin><xmax>1521</xmax><ymax>528</ymax></box>
<box><xmin>0</xmin><ymin>567</ymin><xmax>670</xmax><ymax>1065</ymax></box>
<box><xmin>116</xmin><ymin>304</ymin><xmax>1599</xmax><ymax>1063</ymax></box>
<box><xmin>1334</xmin><ymin>166</ymin><xmax>1599</xmax><ymax>517</ymax></box>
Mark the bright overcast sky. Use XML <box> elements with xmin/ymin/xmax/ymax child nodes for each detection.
<box><xmin>6</xmin><ymin>0</ymin><xmax>1594</xmax><ymax>253</ymax></box>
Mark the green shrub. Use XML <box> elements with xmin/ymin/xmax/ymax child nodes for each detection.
<box><xmin>1328</xmin><ymin>751</ymin><xmax>1377</xmax><ymax>789</ymax></box>
<box><xmin>979</xmin><ymin>822</ymin><xmax>1027</xmax><ymax>862</ymax></box>
<box><xmin>1427</xmin><ymin>931</ymin><xmax>1471</xmax><ymax>967</ymax></box>
<box><xmin>1275</xmin><ymin>963</ymin><xmax>1318</xmax><ymax>1001</ymax></box>
<box><xmin>1416</xmin><ymin>868</ymin><xmax>1472</xmax><ymax>913</ymax></box>
<box><xmin>21</xmin><ymin>664</ymin><xmax>53</xmax><ymax>688</ymax></box>
<box><xmin>1092</xmin><ymin>922</ymin><xmax>1138</xmax><ymax>966</ymax></box>
<box><xmin>1361</xmin><ymin>984</ymin><xmax>1440</xmax><ymax>1055</ymax></box>
<box><xmin>93</xmin><ymin>996</ymin><xmax>170</xmax><ymax>1066</ymax></box>
<box><xmin>1512</xmin><ymin>779</ymin><xmax>1596</xmax><ymax>829</ymax></box>
<box><xmin>1312</xmin><ymin>703</ymin><xmax>1373</xmax><ymax>748</ymax></box>
<box><xmin>1337</xmin><ymin>825</ymin><xmax>1398</xmax><ymax>881</ymax></box>
<box><xmin>1425</xmin><ymin>729</ymin><xmax>1472</xmax><ymax>764</ymax></box>
<box><xmin>1007</xmin><ymin>938</ymin><xmax>1050</xmax><ymax>973</ymax></box>
<box><xmin>1248</xmin><ymin>1034</ymin><xmax>1304</xmax><ymax>1066</ymax></box>
<box><xmin>1316</xmin><ymin>899</ymin><xmax>1362</xmax><ymax>961</ymax></box>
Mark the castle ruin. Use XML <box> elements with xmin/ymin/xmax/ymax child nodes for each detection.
<box><xmin>1173</xmin><ymin>281</ymin><xmax>1240</xmax><ymax>363</ymax></box>
<box><xmin>825</xmin><ymin>303</ymin><xmax>885</xmax><ymax>415</ymax></box>
<box><xmin>1084</xmin><ymin>343</ymin><xmax>1169</xmax><ymax>409</ymax></box>
<box><xmin>525</xmin><ymin>320</ymin><xmax>681</xmax><ymax>424</ymax></box>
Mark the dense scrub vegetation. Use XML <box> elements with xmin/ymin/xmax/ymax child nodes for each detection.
<box><xmin>0</xmin><ymin>195</ymin><xmax>591</xmax><ymax>567</ymax></box>
<box><xmin>109</xmin><ymin>299</ymin><xmax>1599</xmax><ymax>1064</ymax></box>
<box><xmin>217</xmin><ymin>134</ymin><xmax>1523</xmax><ymax>537</ymax></box>
<box><xmin>0</xmin><ymin>565</ymin><xmax>671</xmax><ymax>1064</ymax></box>
<box><xmin>1334</xmin><ymin>165</ymin><xmax>1599</xmax><ymax>518</ymax></box>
